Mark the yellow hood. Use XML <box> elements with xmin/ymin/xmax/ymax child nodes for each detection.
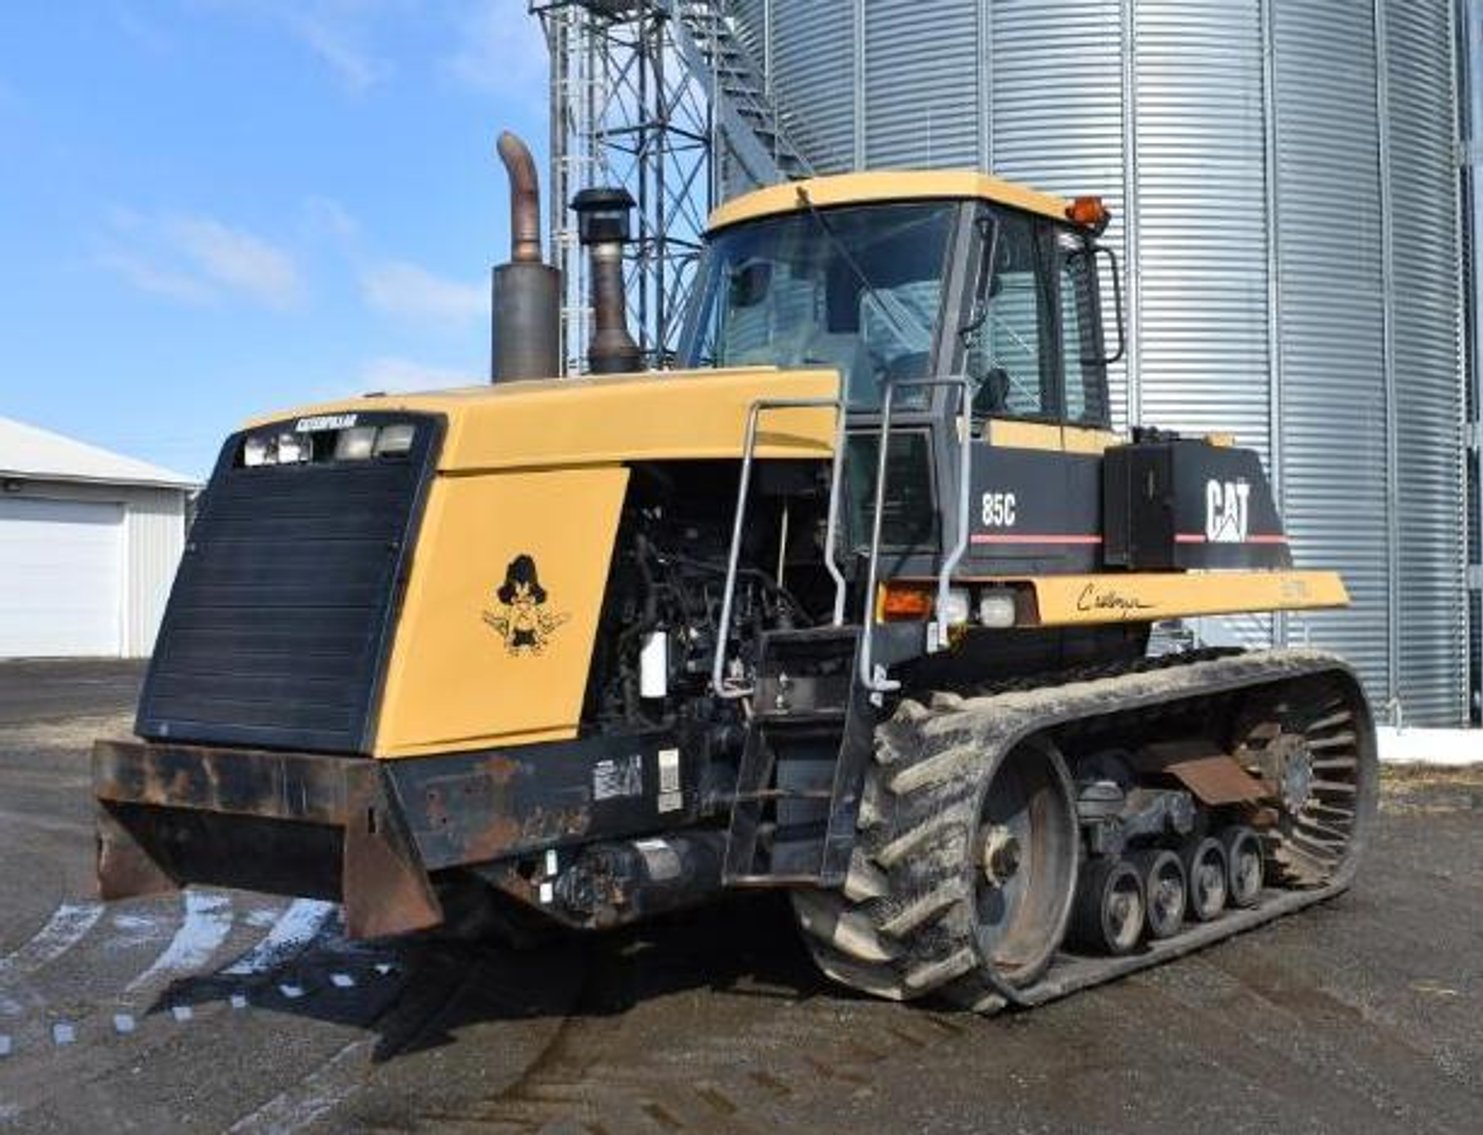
<box><xmin>247</xmin><ymin>366</ymin><xmax>842</xmax><ymax>473</ymax></box>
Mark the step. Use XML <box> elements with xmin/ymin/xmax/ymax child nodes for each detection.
<box><xmin>749</xmin><ymin>707</ymin><xmax>849</xmax><ymax>727</ymax></box>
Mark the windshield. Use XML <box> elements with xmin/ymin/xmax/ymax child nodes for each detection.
<box><xmin>678</xmin><ymin>202</ymin><xmax>957</xmax><ymax>410</ymax></box>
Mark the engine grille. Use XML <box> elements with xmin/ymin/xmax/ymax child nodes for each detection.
<box><xmin>136</xmin><ymin>413</ymin><xmax>440</xmax><ymax>754</ymax></box>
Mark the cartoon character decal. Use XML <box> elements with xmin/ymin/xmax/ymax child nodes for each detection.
<box><xmin>482</xmin><ymin>554</ymin><xmax>570</xmax><ymax>655</ymax></box>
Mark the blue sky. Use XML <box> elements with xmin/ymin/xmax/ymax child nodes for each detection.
<box><xmin>0</xmin><ymin>0</ymin><xmax>546</xmax><ymax>478</ymax></box>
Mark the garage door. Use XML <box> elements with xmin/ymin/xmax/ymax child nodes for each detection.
<box><xmin>0</xmin><ymin>496</ymin><xmax>124</xmax><ymax>657</ymax></box>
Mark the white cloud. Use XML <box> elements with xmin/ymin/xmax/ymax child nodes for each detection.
<box><xmin>100</xmin><ymin>209</ymin><xmax>305</xmax><ymax>310</ymax></box>
<box><xmin>163</xmin><ymin>216</ymin><xmax>304</xmax><ymax>308</ymax></box>
<box><xmin>96</xmin><ymin>251</ymin><xmax>216</xmax><ymax>306</ymax></box>
<box><xmin>189</xmin><ymin>0</ymin><xmax>394</xmax><ymax>93</ymax></box>
<box><xmin>359</xmin><ymin>356</ymin><xmax>481</xmax><ymax>393</ymax></box>
<box><xmin>444</xmin><ymin>0</ymin><xmax>547</xmax><ymax>101</ymax></box>
<box><xmin>301</xmin><ymin>196</ymin><xmax>360</xmax><ymax>245</ymax></box>
<box><xmin>360</xmin><ymin>260</ymin><xmax>485</xmax><ymax>325</ymax></box>
<box><xmin>282</xmin><ymin>6</ymin><xmax>387</xmax><ymax>93</ymax></box>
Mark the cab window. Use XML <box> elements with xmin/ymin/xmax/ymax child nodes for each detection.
<box><xmin>965</xmin><ymin>209</ymin><xmax>1110</xmax><ymax>429</ymax></box>
<box><xmin>965</xmin><ymin>211</ymin><xmax>1053</xmax><ymax>420</ymax></box>
<box><xmin>1058</xmin><ymin>232</ymin><xmax>1110</xmax><ymax>428</ymax></box>
<box><xmin>678</xmin><ymin>202</ymin><xmax>956</xmax><ymax>412</ymax></box>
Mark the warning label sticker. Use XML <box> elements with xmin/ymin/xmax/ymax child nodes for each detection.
<box><xmin>657</xmin><ymin>747</ymin><xmax>682</xmax><ymax>813</ymax></box>
<box><xmin>593</xmin><ymin>753</ymin><xmax>643</xmax><ymax>801</ymax></box>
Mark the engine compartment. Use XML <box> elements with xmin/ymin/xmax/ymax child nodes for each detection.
<box><xmin>583</xmin><ymin>459</ymin><xmax>837</xmax><ymax>731</ymax></box>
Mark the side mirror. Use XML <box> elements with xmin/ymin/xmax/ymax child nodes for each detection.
<box><xmin>1071</xmin><ymin>244</ymin><xmax>1127</xmax><ymax>367</ymax></box>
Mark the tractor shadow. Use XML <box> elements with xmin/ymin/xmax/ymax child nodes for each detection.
<box><xmin>148</xmin><ymin>890</ymin><xmax>836</xmax><ymax>1062</ymax></box>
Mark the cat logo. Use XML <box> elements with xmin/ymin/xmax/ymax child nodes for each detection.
<box><xmin>482</xmin><ymin>554</ymin><xmax>570</xmax><ymax>655</ymax></box>
<box><xmin>1205</xmin><ymin>479</ymin><xmax>1251</xmax><ymax>544</ymax></box>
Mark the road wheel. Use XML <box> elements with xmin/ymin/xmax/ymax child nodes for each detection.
<box><xmin>1069</xmin><ymin>857</ymin><xmax>1144</xmax><ymax>956</ymax></box>
<box><xmin>1131</xmin><ymin>848</ymin><xmax>1186</xmax><ymax>939</ymax></box>
<box><xmin>1181</xmin><ymin>835</ymin><xmax>1229</xmax><ymax>921</ymax></box>
<box><xmin>1222</xmin><ymin>825</ymin><xmax>1264</xmax><ymax>908</ymax></box>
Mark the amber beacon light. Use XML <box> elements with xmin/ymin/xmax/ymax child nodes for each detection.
<box><xmin>1066</xmin><ymin>195</ymin><xmax>1111</xmax><ymax>235</ymax></box>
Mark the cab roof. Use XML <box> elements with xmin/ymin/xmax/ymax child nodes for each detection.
<box><xmin>706</xmin><ymin>170</ymin><xmax>1078</xmax><ymax>234</ymax></box>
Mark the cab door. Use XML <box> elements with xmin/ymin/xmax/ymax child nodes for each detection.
<box><xmin>956</xmin><ymin>207</ymin><xmax>1116</xmax><ymax>575</ymax></box>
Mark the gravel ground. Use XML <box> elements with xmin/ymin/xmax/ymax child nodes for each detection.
<box><xmin>0</xmin><ymin>659</ymin><xmax>1479</xmax><ymax>1134</ymax></box>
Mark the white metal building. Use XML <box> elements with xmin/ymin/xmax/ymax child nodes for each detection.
<box><xmin>0</xmin><ymin>416</ymin><xmax>197</xmax><ymax>659</ymax></box>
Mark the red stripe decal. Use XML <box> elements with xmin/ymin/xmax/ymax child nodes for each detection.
<box><xmin>972</xmin><ymin>533</ymin><xmax>1104</xmax><ymax>545</ymax></box>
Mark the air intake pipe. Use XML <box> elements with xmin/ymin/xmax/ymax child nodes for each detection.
<box><xmin>490</xmin><ymin>131</ymin><xmax>560</xmax><ymax>382</ymax></box>
<box><xmin>571</xmin><ymin>186</ymin><xmax>642</xmax><ymax>374</ymax></box>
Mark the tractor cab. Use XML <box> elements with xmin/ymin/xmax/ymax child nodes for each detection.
<box><xmin>679</xmin><ymin>171</ymin><xmax>1120</xmax><ymax>433</ymax></box>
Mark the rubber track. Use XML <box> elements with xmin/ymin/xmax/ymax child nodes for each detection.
<box><xmin>791</xmin><ymin>648</ymin><xmax>1379</xmax><ymax>1013</ymax></box>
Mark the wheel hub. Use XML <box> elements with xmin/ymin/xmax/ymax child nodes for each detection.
<box><xmin>1249</xmin><ymin>730</ymin><xmax>1315</xmax><ymax>814</ymax></box>
<box><xmin>1280</xmin><ymin>745</ymin><xmax>1314</xmax><ymax>813</ymax></box>
<box><xmin>981</xmin><ymin>826</ymin><xmax>1022</xmax><ymax>887</ymax></box>
<box><xmin>1152</xmin><ymin>875</ymin><xmax>1182</xmax><ymax>913</ymax></box>
<box><xmin>1196</xmin><ymin>861</ymin><xmax>1223</xmax><ymax>897</ymax></box>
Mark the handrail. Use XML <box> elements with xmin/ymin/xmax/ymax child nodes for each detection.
<box><xmin>711</xmin><ymin>395</ymin><xmax>848</xmax><ymax>700</ymax></box>
<box><xmin>858</xmin><ymin>376</ymin><xmax>974</xmax><ymax>694</ymax></box>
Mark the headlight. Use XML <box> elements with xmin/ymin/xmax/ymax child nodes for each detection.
<box><xmin>243</xmin><ymin>434</ymin><xmax>276</xmax><ymax>467</ymax></box>
<box><xmin>938</xmin><ymin>587</ymin><xmax>972</xmax><ymax>627</ymax></box>
<box><xmin>373</xmin><ymin>423</ymin><xmax>416</xmax><ymax>456</ymax></box>
<box><xmin>978</xmin><ymin>590</ymin><xmax>1017</xmax><ymax>629</ymax></box>
<box><xmin>276</xmin><ymin>431</ymin><xmax>313</xmax><ymax>464</ymax></box>
<box><xmin>334</xmin><ymin>426</ymin><xmax>378</xmax><ymax>460</ymax></box>
<box><xmin>242</xmin><ymin>420</ymin><xmax>416</xmax><ymax>467</ymax></box>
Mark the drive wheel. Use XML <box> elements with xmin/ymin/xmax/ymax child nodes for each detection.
<box><xmin>791</xmin><ymin>697</ymin><xmax>1079</xmax><ymax>1009</ymax></box>
<box><xmin>1131</xmin><ymin>848</ymin><xmax>1186</xmax><ymax>939</ymax></box>
<box><xmin>1230</xmin><ymin>674</ymin><xmax>1378</xmax><ymax>889</ymax></box>
<box><xmin>1181</xmin><ymin>836</ymin><xmax>1229</xmax><ymax>921</ymax></box>
<box><xmin>1070</xmin><ymin>857</ymin><xmax>1144</xmax><ymax>956</ymax></box>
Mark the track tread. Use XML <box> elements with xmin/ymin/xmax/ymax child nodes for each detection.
<box><xmin>792</xmin><ymin>648</ymin><xmax>1379</xmax><ymax>1011</ymax></box>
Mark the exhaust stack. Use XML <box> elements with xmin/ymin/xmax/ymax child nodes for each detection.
<box><xmin>490</xmin><ymin>131</ymin><xmax>560</xmax><ymax>382</ymax></box>
<box><xmin>571</xmin><ymin>186</ymin><xmax>642</xmax><ymax>374</ymax></box>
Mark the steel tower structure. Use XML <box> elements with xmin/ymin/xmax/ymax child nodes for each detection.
<box><xmin>530</xmin><ymin>0</ymin><xmax>811</xmax><ymax>374</ymax></box>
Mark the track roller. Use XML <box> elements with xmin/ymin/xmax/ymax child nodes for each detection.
<box><xmin>1070</xmin><ymin>856</ymin><xmax>1144</xmax><ymax>956</ymax></box>
<box><xmin>1180</xmin><ymin>835</ymin><xmax>1229</xmax><ymax>922</ymax></box>
<box><xmin>1222</xmin><ymin>825</ymin><xmax>1263</xmax><ymax>908</ymax></box>
<box><xmin>1130</xmin><ymin>848</ymin><xmax>1186</xmax><ymax>939</ymax></box>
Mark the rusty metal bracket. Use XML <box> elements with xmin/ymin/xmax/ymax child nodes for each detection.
<box><xmin>343</xmin><ymin>765</ymin><xmax>444</xmax><ymax>939</ymax></box>
<box><xmin>1132</xmin><ymin>739</ymin><xmax>1271</xmax><ymax>805</ymax></box>
<box><xmin>93</xmin><ymin>738</ymin><xmax>443</xmax><ymax>939</ymax></box>
<box><xmin>96</xmin><ymin>801</ymin><xmax>180</xmax><ymax>901</ymax></box>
